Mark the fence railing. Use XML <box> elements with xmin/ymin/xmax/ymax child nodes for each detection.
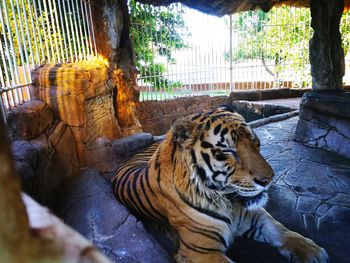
<box><xmin>130</xmin><ymin>2</ymin><xmax>350</xmax><ymax>101</ymax></box>
<box><xmin>0</xmin><ymin>0</ymin><xmax>96</xmax><ymax>118</ymax></box>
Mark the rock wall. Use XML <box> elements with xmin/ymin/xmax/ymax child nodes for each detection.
<box><xmin>112</xmin><ymin>68</ymin><xmax>142</xmax><ymax>136</ymax></box>
<box><xmin>8</xmin><ymin>100</ymin><xmax>79</xmax><ymax>207</ymax></box>
<box><xmin>6</xmin><ymin>100</ymin><xmax>54</xmax><ymax>141</ymax></box>
<box><xmin>296</xmin><ymin>91</ymin><xmax>350</xmax><ymax>159</ymax></box>
<box><xmin>309</xmin><ymin>0</ymin><xmax>345</xmax><ymax>90</ymax></box>
<box><xmin>61</xmin><ymin>168</ymin><xmax>171</xmax><ymax>263</ymax></box>
<box><xmin>91</xmin><ymin>0</ymin><xmax>142</xmax><ymax>137</ymax></box>
<box><xmin>137</xmin><ymin>96</ymin><xmax>230</xmax><ymax>135</ymax></box>
<box><xmin>30</xmin><ymin>59</ymin><xmax>136</xmax><ymax>168</ymax></box>
<box><xmin>138</xmin><ymin>89</ymin><xmax>306</xmax><ymax>135</ymax></box>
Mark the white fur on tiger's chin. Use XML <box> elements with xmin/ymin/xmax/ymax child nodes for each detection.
<box><xmin>244</xmin><ymin>193</ymin><xmax>268</xmax><ymax>211</ymax></box>
<box><xmin>239</xmin><ymin>191</ymin><xmax>269</xmax><ymax>211</ymax></box>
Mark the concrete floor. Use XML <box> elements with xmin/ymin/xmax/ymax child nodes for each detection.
<box><xmin>230</xmin><ymin>116</ymin><xmax>350</xmax><ymax>263</ymax></box>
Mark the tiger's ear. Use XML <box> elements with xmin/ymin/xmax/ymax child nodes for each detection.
<box><xmin>218</xmin><ymin>104</ymin><xmax>235</xmax><ymax>113</ymax></box>
<box><xmin>171</xmin><ymin>118</ymin><xmax>196</xmax><ymax>144</ymax></box>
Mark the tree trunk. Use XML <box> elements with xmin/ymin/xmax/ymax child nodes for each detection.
<box><xmin>309</xmin><ymin>0</ymin><xmax>345</xmax><ymax>90</ymax></box>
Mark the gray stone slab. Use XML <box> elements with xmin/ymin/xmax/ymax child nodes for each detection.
<box><xmin>317</xmin><ymin>206</ymin><xmax>350</xmax><ymax>263</ymax></box>
<box><xmin>7</xmin><ymin>100</ymin><xmax>54</xmax><ymax>140</ymax></box>
<box><xmin>327</xmin><ymin>167</ymin><xmax>350</xmax><ymax>193</ymax></box>
<box><xmin>11</xmin><ymin>140</ymin><xmax>38</xmax><ymax>181</ymax></box>
<box><xmin>260</xmin><ymin>144</ymin><xmax>287</xmax><ymax>160</ymax></box>
<box><xmin>254</xmin><ymin>126</ymin><xmax>293</xmax><ymax>142</ymax></box>
<box><xmin>252</xmin><ymin>116</ymin><xmax>350</xmax><ymax>263</ymax></box>
<box><xmin>61</xmin><ymin>168</ymin><xmax>171</xmax><ymax>263</ymax></box>
<box><xmin>315</xmin><ymin>204</ymin><xmax>332</xmax><ymax>217</ymax></box>
<box><xmin>112</xmin><ymin>133</ymin><xmax>154</xmax><ymax>157</ymax></box>
<box><xmin>283</xmin><ymin>163</ymin><xmax>337</xmax><ymax>200</ymax></box>
<box><xmin>265</xmin><ymin>184</ymin><xmax>301</xmax><ymax>229</ymax></box>
<box><xmin>299</xmin><ymin>91</ymin><xmax>350</xmax><ymax>119</ymax></box>
<box><xmin>296</xmin><ymin>195</ymin><xmax>321</xmax><ymax>214</ymax></box>
<box><xmin>296</xmin><ymin>91</ymin><xmax>350</xmax><ymax>159</ymax></box>
<box><xmin>308</xmin><ymin>150</ymin><xmax>350</xmax><ymax>169</ymax></box>
<box><xmin>268</xmin><ymin>159</ymin><xmax>298</xmax><ymax>184</ymax></box>
<box><xmin>326</xmin><ymin>193</ymin><xmax>350</xmax><ymax>208</ymax></box>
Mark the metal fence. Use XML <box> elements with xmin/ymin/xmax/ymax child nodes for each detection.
<box><xmin>130</xmin><ymin>2</ymin><xmax>349</xmax><ymax>101</ymax></box>
<box><xmin>0</xmin><ymin>0</ymin><xmax>96</xmax><ymax>117</ymax></box>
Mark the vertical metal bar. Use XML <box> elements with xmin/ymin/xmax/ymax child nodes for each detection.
<box><xmin>0</xmin><ymin>92</ymin><xmax>7</xmax><ymax>121</ymax></box>
<box><xmin>88</xmin><ymin>0</ymin><xmax>97</xmax><ymax>55</ymax></box>
<box><xmin>47</xmin><ymin>0</ymin><xmax>61</xmax><ymax>62</ymax></box>
<box><xmin>67</xmin><ymin>0</ymin><xmax>78</xmax><ymax>60</ymax></box>
<box><xmin>229</xmin><ymin>14</ymin><xmax>233</xmax><ymax>93</ymax></box>
<box><xmin>0</xmin><ymin>4</ymin><xmax>12</xmax><ymax>86</ymax></box>
<box><xmin>75</xmin><ymin>0</ymin><xmax>86</xmax><ymax>59</ymax></box>
<box><xmin>19</xmin><ymin>0</ymin><xmax>33</xmax><ymax>100</ymax></box>
<box><xmin>38</xmin><ymin>0</ymin><xmax>51</xmax><ymax>63</ymax></box>
<box><xmin>0</xmin><ymin>36</ymin><xmax>10</xmax><ymax>110</ymax></box>
<box><xmin>57</xmin><ymin>0</ymin><xmax>69</xmax><ymax>62</ymax></box>
<box><xmin>71</xmin><ymin>0</ymin><xmax>82</xmax><ymax>59</ymax></box>
<box><xmin>20</xmin><ymin>0</ymin><xmax>35</xmax><ymax>68</ymax></box>
<box><xmin>83</xmin><ymin>0</ymin><xmax>93</xmax><ymax>56</ymax></box>
<box><xmin>150</xmin><ymin>5</ymin><xmax>157</xmax><ymax>101</ymax></box>
<box><xmin>52</xmin><ymin>0</ymin><xmax>65</xmax><ymax>61</ymax></box>
<box><xmin>137</xmin><ymin>3</ymin><xmax>147</xmax><ymax>101</ymax></box>
<box><xmin>54</xmin><ymin>1</ymin><xmax>69</xmax><ymax>62</ymax></box>
<box><xmin>8</xmin><ymin>0</ymin><xmax>25</xmax><ymax>103</ymax></box>
<box><xmin>62</xmin><ymin>0</ymin><xmax>74</xmax><ymax>61</ymax></box>
<box><xmin>0</xmin><ymin>4</ymin><xmax>13</xmax><ymax>108</ymax></box>
<box><xmin>27</xmin><ymin>0</ymin><xmax>41</xmax><ymax>65</ymax></box>
<box><xmin>1</xmin><ymin>2</ymin><xmax>17</xmax><ymax>108</ymax></box>
<box><xmin>33</xmin><ymin>0</ymin><xmax>46</xmax><ymax>65</ymax></box>
<box><xmin>80</xmin><ymin>0</ymin><xmax>90</xmax><ymax>57</ymax></box>
<box><xmin>14</xmin><ymin>0</ymin><xmax>30</xmax><ymax>102</ymax></box>
<box><xmin>42</xmin><ymin>0</ymin><xmax>56</xmax><ymax>62</ymax></box>
<box><xmin>154</xmin><ymin>5</ymin><xmax>161</xmax><ymax>100</ymax></box>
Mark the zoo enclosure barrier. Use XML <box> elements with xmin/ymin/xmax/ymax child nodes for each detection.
<box><xmin>0</xmin><ymin>0</ymin><xmax>97</xmax><ymax>120</ymax></box>
<box><xmin>130</xmin><ymin>2</ymin><xmax>350</xmax><ymax>101</ymax></box>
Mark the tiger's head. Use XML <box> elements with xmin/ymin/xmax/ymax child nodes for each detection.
<box><xmin>170</xmin><ymin>105</ymin><xmax>274</xmax><ymax>209</ymax></box>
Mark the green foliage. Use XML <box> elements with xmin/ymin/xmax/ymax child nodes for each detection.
<box><xmin>229</xmin><ymin>7</ymin><xmax>313</xmax><ymax>87</ymax></box>
<box><xmin>341</xmin><ymin>13</ymin><xmax>350</xmax><ymax>56</ymax></box>
<box><xmin>229</xmin><ymin>8</ymin><xmax>350</xmax><ymax>88</ymax></box>
<box><xmin>0</xmin><ymin>0</ymin><xmax>88</xmax><ymax>79</ymax></box>
<box><xmin>130</xmin><ymin>0</ymin><xmax>187</xmax><ymax>90</ymax></box>
<box><xmin>1</xmin><ymin>0</ymin><xmax>63</xmax><ymax>65</ymax></box>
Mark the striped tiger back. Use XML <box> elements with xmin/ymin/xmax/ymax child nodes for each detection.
<box><xmin>111</xmin><ymin>106</ymin><xmax>328</xmax><ymax>263</ymax></box>
<box><xmin>111</xmin><ymin>141</ymin><xmax>167</xmax><ymax>223</ymax></box>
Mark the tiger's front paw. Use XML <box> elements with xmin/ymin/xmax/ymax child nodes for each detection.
<box><xmin>278</xmin><ymin>232</ymin><xmax>329</xmax><ymax>263</ymax></box>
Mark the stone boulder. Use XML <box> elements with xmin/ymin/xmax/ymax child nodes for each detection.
<box><xmin>6</xmin><ymin>100</ymin><xmax>53</xmax><ymax>140</ymax></box>
<box><xmin>31</xmin><ymin>60</ymin><xmax>121</xmax><ymax>166</ymax></box>
<box><xmin>112</xmin><ymin>132</ymin><xmax>154</xmax><ymax>158</ymax></box>
<box><xmin>295</xmin><ymin>91</ymin><xmax>350</xmax><ymax>159</ymax></box>
<box><xmin>11</xmin><ymin>121</ymin><xmax>79</xmax><ymax>206</ymax></box>
<box><xmin>60</xmin><ymin>168</ymin><xmax>171</xmax><ymax>263</ymax></box>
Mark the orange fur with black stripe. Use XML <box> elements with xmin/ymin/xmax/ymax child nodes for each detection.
<box><xmin>112</xmin><ymin>106</ymin><xmax>328</xmax><ymax>263</ymax></box>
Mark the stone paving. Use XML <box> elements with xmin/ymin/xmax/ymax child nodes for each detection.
<box><xmin>231</xmin><ymin>116</ymin><xmax>350</xmax><ymax>263</ymax></box>
<box><xmin>61</xmin><ymin>116</ymin><xmax>350</xmax><ymax>263</ymax></box>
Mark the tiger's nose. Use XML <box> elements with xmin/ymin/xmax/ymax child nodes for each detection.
<box><xmin>253</xmin><ymin>176</ymin><xmax>273</xmax><ymax>187</ymax></box>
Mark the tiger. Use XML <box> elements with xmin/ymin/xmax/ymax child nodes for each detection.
<box><xmin>111</xmin><ymin>105</ymin><xmax>328</xmax><ymax>263</ymax></box>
